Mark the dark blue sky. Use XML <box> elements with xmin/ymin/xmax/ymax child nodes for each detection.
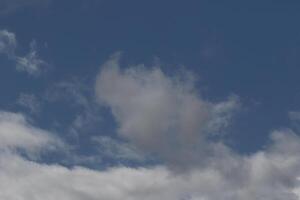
<box><xmin>1</xmin><ymin>0</ymin><xmax>300</xmax><ymax>156</ymax></box>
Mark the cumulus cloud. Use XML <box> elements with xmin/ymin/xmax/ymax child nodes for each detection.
<box><xmin>95</xmin><ymin>54</ymin><xmax>239</xmax><ymax>170</ymax></box>
<box><xmin>0</xmin><ymin>30</ymin><xmax>47</xmax><ymax>75</ymax></box>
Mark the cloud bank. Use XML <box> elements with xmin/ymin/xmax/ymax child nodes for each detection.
<box><xmin>1</xmin><ymin>119</ymin><xmax>300</xmax><ymax>199</ymax></box>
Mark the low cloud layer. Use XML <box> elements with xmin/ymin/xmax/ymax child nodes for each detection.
<box><xmin>0</xmin><ymin>125</ymin><xmax>300</xmax><ymax>199</ymax></box>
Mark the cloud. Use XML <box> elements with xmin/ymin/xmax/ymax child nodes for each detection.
<box><xmin>95</xmin><ymin>54</ymin><xmax>239</xmax><ymax>170</ymax></box>
<box><xmin>0</xmin><ymin>30</ymin><xmax>47</xmax><ymax>75</ymax></box>
<box><xmin>0</xmin><ymin>0</ymin><xmax>51</xmax><ymax>15</ymax></box>
<box><xmin>92</xmin><ymin>54</ymin><xmax>300</xmax><ymax>198</ymax></box>
<box><xmin>0</xmin><ymin>30</ymin><xmax>17</xmax><ymax>57</ymax></box>
<box><xmin>0</xmin><ymin>111</ymin><xmax>63</xmax><ymax>156</ymax></box>
<box><xmin>44</xmin><ymin>79</ymin><xmax>102</xmax><ymax>136</ymax></box>
<box><xmin>1</xmin><ymin>54</ymin><xmax>300</xmax><ymax>199</ymax></box>
<box><xmin>289</xmin><ymin>111</ymin><xmax>300</xmax><ymax>122</ymax></box>
<box><xmin>91</xmin><ymin>136</ymin><xmax>146</xmax><ymax>162</ymax></box>
<box><xmin>16</xmin><ymin>40</ymin><xmax>48</xmax><ymax>75</ymax></box>
<box><xmin>0</xmin><ymin>130</ymin><xmax>300</xmax><ymax>200</ymax></box>
<box><xmin>17</xmin><ymin>93</ymin><xmax>41</xmax><ymax>114</ymax></box>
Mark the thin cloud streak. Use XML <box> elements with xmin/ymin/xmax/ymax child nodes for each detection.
<box><xmin>0</xmin><ymin>30</ymin><xmax>47</xmax><ymax>76</ymax></box>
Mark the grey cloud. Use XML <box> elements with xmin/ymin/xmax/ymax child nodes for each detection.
<box><xmin>92</xmin><ymin>54</ymin><xmax>300</xmax><ymax>198</ymax></box>
<box><xmin>95</xmin><ymin>54</ymin><xmax>239</xmax><ymax>170</ymax></box>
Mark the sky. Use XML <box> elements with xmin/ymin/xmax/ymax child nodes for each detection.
<box><xmin>1</xmin><ymin>1</ymin><xmax>300</xmax><ymax>199</ymax></box>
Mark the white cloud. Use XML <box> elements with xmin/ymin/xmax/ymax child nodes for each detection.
<box><xmin>0</xmin><ymin>130</ymin><xmax>300</xmax><ymax>200</ymax></box>
<box><xmin>95</xmin><ymin>54</ymin><xmax>239</xmax><ymax>170</ymax></box>
<box><xmin>0</xmin><ymin>111</ymin><xmax>62</xmax><ymax>156</ymax></box>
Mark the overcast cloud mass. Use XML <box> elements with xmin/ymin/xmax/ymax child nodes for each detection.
<box><xmin>1</xmin><ymin>1</ymin><xmax>300</xmax><ymax>200</ymax></box>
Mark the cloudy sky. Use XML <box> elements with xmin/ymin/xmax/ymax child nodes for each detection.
<box><xmin>1</xmin><ymin>1</ymin><xmax>300</xmax><ymax>199</ymax></box>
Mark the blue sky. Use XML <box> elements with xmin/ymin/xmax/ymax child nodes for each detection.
<box><xmin>1</xmin><ymin>1</ymin><xmax>300</xmax><ymax>199</ymax></box>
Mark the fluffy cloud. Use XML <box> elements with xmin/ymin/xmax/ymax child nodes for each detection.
<box><xmin>0</xmin><ymin>30</ymin><xmax>47</xmax><ymax>75</ymax></box>
<box><xmin>95</xmin><ymin>54</ymin><xmax>239</xmax><ymax>170</ymax></box>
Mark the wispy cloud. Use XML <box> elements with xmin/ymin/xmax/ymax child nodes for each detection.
<box><xmin>17</xmin><ymin>93</ymin><xmax>41</xmax><ymax>114</ymax></box>
<box><xmin>0</xmin><ymin>0</ymin><xmax>51</xmax><ymax>15</ymax></box>
<box><xmin>16</xmin><ymin>40</ymin><xmax>48</xmax><ymax>75</ymax></box>
<box><xmin>0</xmin><ymin>30</ymin><xmax>17</xmax><ymax>57</ymax></box>
<box><xmin>91</xmin><ymin>136</ymin><xmax>146</xmax><ymax>162</ymax></box>
<box><xmin>0</xmin><ymin>30</ymin><xmax>47</xmax><ymax>76</ymax></box>
<box><xmin>289</xmin><ymin>111</ymin><xmax>300</xmax><ymax>122</ymax></box>
<box><xmin>44</xmin><ymin>78</ymin><xmax>102</xmax><ymax>137</ymax></box>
